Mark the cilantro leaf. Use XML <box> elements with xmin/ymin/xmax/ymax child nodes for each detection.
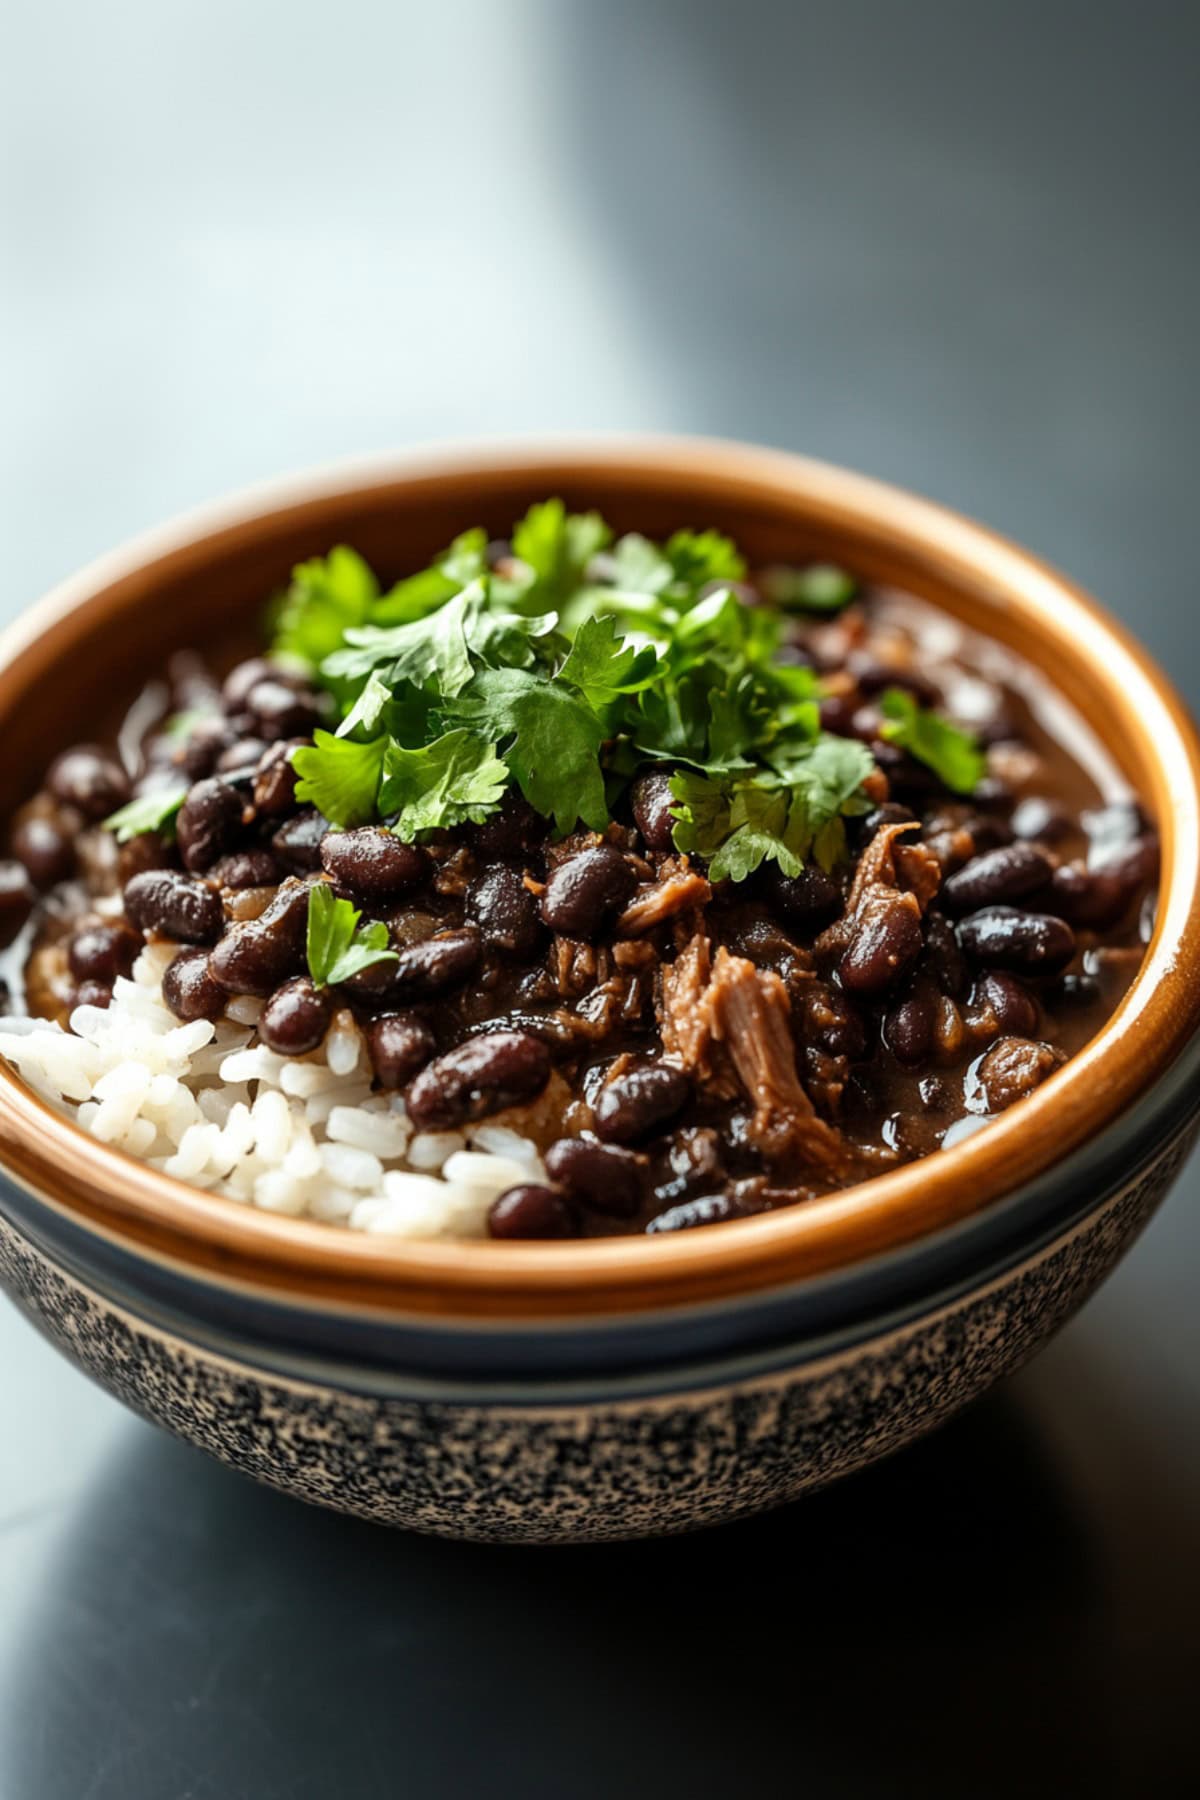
<box><xmin>558</xmin><ymin>615</ymin><xmax>659</xmax><ymax>725</ymax></box>
<box><xmin>271</xmin><ymin>546</ymin><xmax>378</xmax><ymax>664</ymax></box>
<box><xmin>305</xmin><ymin>882</ymin><xmax>398</xmax><ymax>989</ymax></box>
<box><xmin>760</xmin><ymin>563</ymin><xmax>858</xmax><ymax>614</ymax></box>
<box><xmin>511</xmin><ymin>499</ymin><xmax>612</xmax><ymax>602</ymax></box>
<box><xmin>323</xmin><ymin>581</ymin><xmax>481</xmax><ymax>694</ymax></box>
<box><xmin>669</xmin><ymin>770</ymin><xmax>808</xmax><ymax>883</ymax></box>
<box><xmin>368</xmin><ymin>528</ymin><xmax>489</xmax><ymax>626</ymax></box>
<box><xmin>668</xmin><ymin>733</ymin><xmax>874</xmax><ymax>880</ymax></box>
<box><xmin>664</xmin><ymin>528</ymin><xmax>746</xmax><ymax>588</ymax></box>
<box><xmin>879</xmin><ymin>689</ymin><xmax>985</xmax><ymax>794</ymax></box>
<box><xmin>378</xmin><ymin>731</ymin><xmax>510</xmax><ymax>836</ymax></box>
<box><xmin>443</xmin><ymin>668</ymin><xmax>608</xmax><ymax>834</ymax></box>
<box><xmin>291</xmin><ymin>730</ymin><xmax>386</xmax><ymax>828</ymax></box>
<box><xmin>103</xmin><ymin>783</ymin><xmax>188</xmax><ymax>843</ymax></box>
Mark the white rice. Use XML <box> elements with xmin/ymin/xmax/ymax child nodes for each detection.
<box><xmin>0</xmin><ymin>944</ymin><xmax>546</xmax><ymax>1239</ymax></box>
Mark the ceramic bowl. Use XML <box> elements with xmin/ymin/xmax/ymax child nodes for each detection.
<box><xmin>1</xmin><ymin>438</ymin><xmax>1198</xmax><ymax>1543</ymax></box>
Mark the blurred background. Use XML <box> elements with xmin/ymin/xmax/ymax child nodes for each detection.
<box><xmin>1</xmin><ymin>2</ymin><xmax>1197</xmax><ymax>1795</ymax></box>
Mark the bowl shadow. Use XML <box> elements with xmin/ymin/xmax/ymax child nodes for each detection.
<box><xmin>1</xmin><ymin>1385</ymin><xmax>1123</xmax><ymax>1800</ymax></box>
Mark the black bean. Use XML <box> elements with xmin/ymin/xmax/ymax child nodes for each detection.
<box><xmin>758</xmin><ymin>861</ymin><xmax>842</xmax><ymax>926</ymax></box>
<box><xmin>117</xmin><ymin>832</ymin><xmax>176</xmax><ymax>886</ymax></box>
<box><xmin>221</xmin><ymin>657</ymin><xmax>276</xmax><ymax>712</ymax></box>
<box><xmin>848</xmin><ymin>651</ymin><xmax>940</xmax><ymax>705</ymax></box>
<box><xmin>176</xmin><ymin>777</ymin><xmax>245</xmax><ymax>874</ymax></box>
<box><xmin>1050</xmin><ymin>971</ymin><xmax>1102</xmax><ymax>1010</ymax></box>
<box><xmin>366</xmin><ymin>1012</ymin><xmax>437</xmax><ymax>1087</ymax></box>
<box><xmin>388</xmin><ymin>928</ymin><xmax>480</xmax><ymax>999</ymax></box>
<box><xmin>540</xmin><ymin>845</ymin><xmax>637</xmax><ymax>939</ymax></box>
<box><xmin>271</xmin><ymin>808</ymin><xmax>329</xmax><ymax>873</ymax></box>
<box><xmin>124</xmin><ymin>869</ymin><xmax>224</xmax><ymax>944</ymax></box>
<box><xmin>180</xmin><ymin>717</ymin><xmax>235</xmax><ymax>781</ymax></box>
<box><xmin>838</xmin><ymin>891</ymin><xmax>924</xmax><ymax>997</ymax></box>
<box><xmin>253</xmin><ymin>741</ymin><xmax>304</xmax><ymax>817</ymax></box>
<box><xmin>259</xmin><ymin>976</ymin><xmax>332</xmax><ymax>1055</ymax></box>
<box><xmin>245</xmin><ymin>679</ymin><xmax>324</xmax><ymax>739</ymax></box>
<box><xmin>818</xmin><ymin>694</ymin><xmax>858</xmax><ymax>736</ymax></box>
<box><xmin>207</xmin><ymin>876</ymin><xmax>311</xmax><ymax>994</ymax></box>
<box><xmin>216</xmin><ymin>737</ymin><xmax>269</xmax><ymax>774</ymax></box>
<box><xmin>320</xmin><ymin>827</ymin><xmax>428</xmax><ymax>902</ymax></box>
<box><xmin>68</xmin><ymin>922</ymin><xmax>140</xmax><ymax>985</ymax></box>
<box><xmin>47</xmin><ymin>745</ymin><xmax>130</xmax><ymax>821</ymax></box>
<box><xmin>940</xmin><ymin>842</ymin><xmax>1054</xmax><ymax>915</ymax></box>
<box><xmin>922</xmin><ymin>911</ymin><xmax>970</xmax><ymax>999</ymax></box>
<box><xmin>593</xmin><ymin>1061</ymin><xmax>691</xmax><ymax>1146</ymax></box>
<box><xmin>852</xmin><ymin>802</ymin><xmax>918</xmax><ymax>847</ymax></box>
<box><xmin>1010</xmin><ymin>796</ymin><xmax>1073</xmax><ymax>843</ymax></box>
<box><xmin>973</xmin><ymin>970</ymin><xmax>1039</xmax><ymax>1037</ymax></box>
<box><xmin>630</xmin><ymin>767</ymin><xmax>678</xmax><ymax>852</ymax></box>
<box><xmin>406</xmin><ymin>1031</ymin><xmax>551</xmax><ymax>1130</ymax></box>
<box><xmin>209</xmin><ymin>849</ymin><xmax>282</xmax><ymax>889</ymax></box>
<box><xmin>73</xmin><ymin>979</ymin><xmax>112</xmax><ymax>1009</ymax></box>
<box><xmin>0</xmin><ymin>861</ymin><xmax>34</xmax><ymax>947</ymax></box>
<box><xmin>1089</xmin><ymin>831</ymin><xmax>1159</xmax><ymax>886</ymax></box>
<box><xmin>1049</xmin><ymin>840</ymin><xmax>1155</xmax><ymax>927</ymax></box>
<box><xmin>956</xmin><ymin>906</ymin><xmax>1075</xmax><ymax>975</ymax></box>
<box><xmin>645</xmin><ymin>1189</ymin><xmax>765</xmax><ymax>1232</ymax></box>
<box><xmin>13</xmin><ymin>815</ymin><xmax>75</xmax><ymax>887</ymax></box>
<box><xmin>488</xmin><ymin>1184</ymin><xmax>579</xmax><ymax>1240</ymax></box>
<box><xmin>162</xmin><ymin>947</ymin><xmax>226</xmax><ymax>1021</ymax></box>
<box><xmin>466</xmin><ymin>866</ymin><xmax>543</xmax><ymax>958</ymax></box>
<box><xmin>544</xmin><ymin>1136</ymin><xmax>643</xmax><ymax>1218</ymax></box>
<box><xmin>884</xmin><ymin>989</ymin><xmax>936</xmax><ymax>1065</ymax></box>
<box><xmin>467</xmin><ymin>790</ymin><xmax>545</xmax><ymax>859</ymax></box>
<box><xmin>973</xmin><ymin>1036</ymin><xmax>1066</xmax><ymax>1112</ymax></box>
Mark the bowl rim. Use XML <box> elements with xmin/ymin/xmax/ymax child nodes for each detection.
<box><xmin>1</xmin><ymin>432</ymin><xmax>1198</xmax><ymax>1322</ymax></box>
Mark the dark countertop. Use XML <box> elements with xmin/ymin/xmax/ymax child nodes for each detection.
<box><xmin>1</xmin><ymin>3</ymin><xmax>1197</xmax><ymax>1794</ymax></box>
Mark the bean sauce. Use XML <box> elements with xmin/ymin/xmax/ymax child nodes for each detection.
<box><xmin>4</xmin><ymin>573</ymin><xmax>1156</xmax><ymax>1241</ymax></box>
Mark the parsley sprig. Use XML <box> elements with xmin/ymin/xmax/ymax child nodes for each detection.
<box><xmin>262</xmin><ymin>500</ymin><xmax>983</xmax><ymax>882</ymax></box>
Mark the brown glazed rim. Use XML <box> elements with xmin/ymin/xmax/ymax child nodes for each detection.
<box><xmin>0</xmin><ymin>436</ymin><xmax>1197</xmax><ymax>1323</ymax></box>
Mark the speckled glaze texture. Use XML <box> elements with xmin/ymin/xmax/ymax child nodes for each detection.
<box><xmin>1</xmin><ymin>1124</ymin><xmax>1193</xmax><ymax>1542</ymax></box>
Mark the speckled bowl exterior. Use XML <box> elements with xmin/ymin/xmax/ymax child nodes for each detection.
<box><xmin>0</xmin><ymin>1056</ymin><xmax>1196</xmax><ymax>1540</ymax></box>
<box><xmin>1</xmin><ymin>439</ymin><xmax>1198</xmax><ymax>1542</ymax></box>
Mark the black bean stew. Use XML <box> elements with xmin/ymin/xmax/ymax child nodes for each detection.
<box><xmin>0</xmin><ymin>512</ymin><xmax>1157</xmax><ymax>1239</ymax></box>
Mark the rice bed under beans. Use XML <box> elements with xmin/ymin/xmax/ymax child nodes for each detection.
<box><xmin>0</xmin><ymin>941</ymin><xmax>545</xmax><ymax>1237</ymax></box>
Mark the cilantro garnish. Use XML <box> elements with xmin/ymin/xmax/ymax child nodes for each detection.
<box><xmin>263</xmin><ymin>502</ymin><xmax>934</xmax><ymax>877</ymax></box>
<box><xmin>879</xmin><ymin>689</ymin><xmax>985</xmax><ymax>795</ymax></box>
<box><xmin>103</xmin><ymin>784</ymin><xmax>188</xmax><ymax>843</ymax></box>
<box><xmin>305</xmin><ymin>882</ymin><xmax>398</xmax><ymax>989</ymax></box>
<box><xmin>291</xmin><ymin>731</ymin><xmax>387</xmax><ymax>829</ymax></box>
<box><xmin>378</xmin><ymin>732</ymin><xmax>510</xmax><ymax>835</ymax></box>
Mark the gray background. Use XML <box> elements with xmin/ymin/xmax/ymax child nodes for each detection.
<box><xmin>1</xmin><ymin>2</ymin><xmax>1198</xmax><ymax>1795</ymax></box>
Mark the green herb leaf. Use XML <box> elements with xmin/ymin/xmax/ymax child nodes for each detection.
<box><xmin>323</xmin><ymin>581</ymin><xmax>482</xmax><ymax>694</ymax></box>
<box><xmin>759</xmin><ymin>563</ymin><xmax>858</xmax><ymax>614</ymax></box>
<box><xmin>664</xmin><ymin>527</ymin><xmax>746</xmax><ymax>589</ymax></box>
<box><xmin>558</xmin><ymin>614</ymin><xmax>659</xmax><ymax>724</ymax></box>
<box><xmin>669</xmin><ymin>733</ymin><xmax>875</xmax><ymax>880</ymax></box>
<box><xmin>291</xmin><ymin>730</ymin><xmax>386</xmax><ymax>828</ymax></box>
<box><xmin>879</xmin><ymin>688</ymin><xmax>985</xmax><ymax>795</ymax></box>
<box><xmin>103</xmin><ymin>783</ymin><xmax>188</xmax><ymax>843</ymax></box>
<box><xmin>368</xmin><ymin>528</ymin><xmax>489</xmax><ymax>626</ymax></box>
<box><xmin>271</xmin><ymin>546</ymin><xmax>379</xmax><ymax>665</ymax></box>
<box><xmin>443</xmin><ymin>668</ymin><xmax>608</xmax><ymax>835</ymax></box>
<box><xmin>378</xmin><ymin>731</ymin><xmax>510</xmax><ymax>836</ymax></box>
<box><xmin>305</xmin><ymin>882</ymin><xmax>398</xmax><ymax>989</ymax></box>
<box><xmin>511</xmin><ymin>499</ymin><xmax>612</xmax><ymax>602</ymax></box>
